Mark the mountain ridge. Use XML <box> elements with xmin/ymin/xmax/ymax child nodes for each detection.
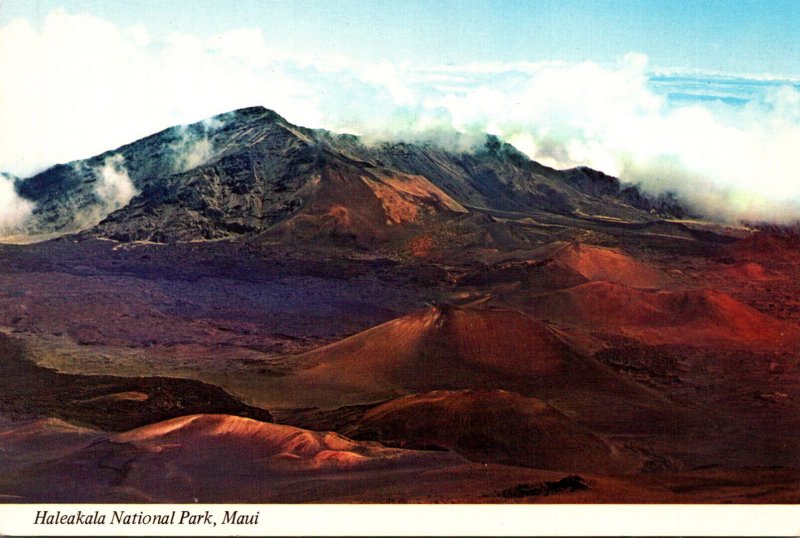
<box><xmin>11</xmin><ymin>106</ymin><xmax>690</xmax><ymax>243</ymax></box>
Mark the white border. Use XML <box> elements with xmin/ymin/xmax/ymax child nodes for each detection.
<box><xmin>1</xmin><ymin>504</ymin><xmax>799</xmax><ymax>536</ymax></box>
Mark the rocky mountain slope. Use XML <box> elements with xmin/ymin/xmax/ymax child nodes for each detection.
<box><xmin>13</xmin><ymin>106</ymin><xmax>688</xmax><ymax>243</ymax></box>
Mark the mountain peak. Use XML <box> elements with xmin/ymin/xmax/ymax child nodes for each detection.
<box><xmin>222</xmin><ymin>106</ymin><xmax>287</xmax><ymax>124</ymax></box>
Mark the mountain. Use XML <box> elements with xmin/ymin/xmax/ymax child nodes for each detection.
<box><xmin>13</xmin><ymin>106</ymin><xmax>688</xmax><ymax>243</ymax></box>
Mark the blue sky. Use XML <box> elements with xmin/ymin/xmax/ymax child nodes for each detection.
<box><xmin>3</xmin><ymin>0</ymin><xmax>799</xmax><ymax>76</ymax></box>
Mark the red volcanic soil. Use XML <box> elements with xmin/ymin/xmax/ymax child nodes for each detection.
<box><xmin>268</xmin><ymin>305</ymin><xmax>683</xmax><ymax>435</ymax></box>
<box><xmin>0</xmin><ymin>413</ymin><xmax>468</xmax><ymax>502</ymax></box>
<box><xmin>113</xmin><ymin>414</ymin><xmax>454</xmax><ymax>471</ymax></box>
<box><xmin>458</xmin><ymin>242</ymin><xmax>665</xmax><ymax>293</ymax></box>
<box><xmin>722</xmin><ymin>261</ymin><xmax>783</xmax><ymax>282</ymax></box>
<box><xmin>341</xmin><ymin>389</ymin><xmax>642</xmax><ymax>474</ymax></box>
<box><xmin>548</xmin><ymin>242</ymin><xmax>666</xmax><ymax>289</ymax></box>
<box><xmin>264</xmin><ymin>161</ymin><xmax>466</xmax><ymax>245</ymax></box>
<box><xmin>533</xmin><ymin>281</ymin><xmax>800</xmax><ymax>348</ymax></box>
<box><xmin>288</xmin><ymin>305</ymin><xmax>619</xmax><ymax>398</ymax></box>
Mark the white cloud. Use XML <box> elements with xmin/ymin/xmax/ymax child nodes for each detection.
<box><xmin>62</xmin><ymin>154</ymin><xmax>139</xmax><ymax>230</ymax></box>
<box><xmin>0</xmin><ymin>173</ymin><xmax>34</xmax><ymax>233</ymax></box>
<box><xmin>169</xmin><ymin>122</ymin><xmax>220</xmax><ymax>174</ymax></box>
<box><xmin>396</xmin><ymin>55</ymin><xmax>800</xmax><ymax>223</ymax></box>
<box><xmin>1</xmin><ymin>8</ymin><xmax>800</xmax><ymax>224</ymax></box>
<box><xmin>93</xmin><ymin>154</ymin><xmax>137</xmax><ymax>213</ymax></box>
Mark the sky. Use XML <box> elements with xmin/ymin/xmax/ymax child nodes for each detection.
<box><xmin>1</xmin><ymin>1</ymin><xmax>800</xmax><ymax>226</ymax></box>
<box><xmin>3</xmin><ymin>0</ymin><xmax>799</xmax><ymax>75</ymax></box>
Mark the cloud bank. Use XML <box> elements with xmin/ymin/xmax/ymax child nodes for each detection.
<box><xmin>1</xmin><ymin>8</ymin><xmax>799</xmax><ymax>224</ymax></box>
